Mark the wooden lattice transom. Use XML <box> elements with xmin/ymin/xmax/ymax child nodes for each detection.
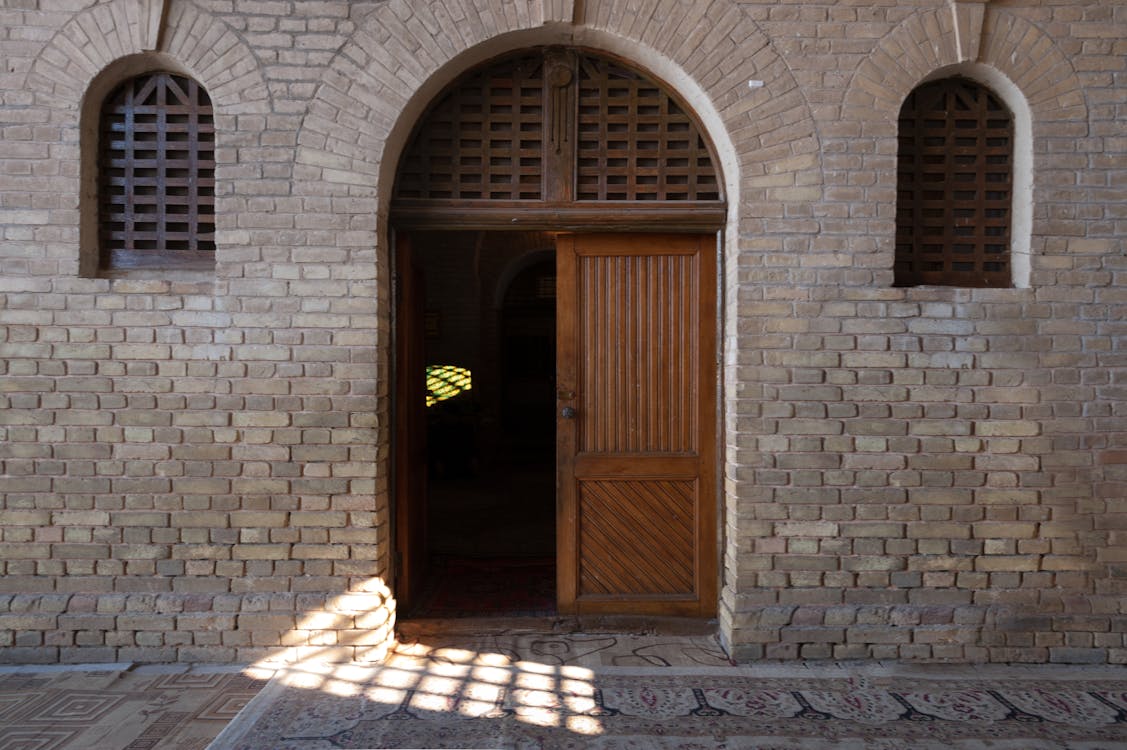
<box><xmin>395</xmin><ymin>54</ymin><xmax>545</xmax><ymax>201</ymax></box>
<box><xmin>576</xmin><ymin>56</ymin><xmax>718</xmax><ymax>201</ymax></box>
<box><xmin>99</xmin><ymin>72</ymin><xmax>216</xmax><ymax>270</ymax></box>
<box><xmin>394</xmin><ymin>48</ymin><xmax>722</xmax><ymax>212</ymax></box>
<box><xmin>895</xmin><ymin>77</ymin><xmax>1013</xmax><ymax>288</ymax></box>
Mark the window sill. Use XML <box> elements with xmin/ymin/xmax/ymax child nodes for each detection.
<box><xmin>95</xmin><ymin>267</ymin><xmax>216</xmax><ymax>295</ymax></box>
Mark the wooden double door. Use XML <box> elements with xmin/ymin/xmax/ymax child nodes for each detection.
<box><xmin>396</xmin><ymin>232</ymin><xmax>717</xmax><ymax>617</ymax></box>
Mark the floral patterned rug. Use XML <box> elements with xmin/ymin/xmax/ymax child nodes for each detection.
<box><xmin>214</xmin><ymin>654</ymin><xmax>1127</xmax><ymax>749</ymax></box>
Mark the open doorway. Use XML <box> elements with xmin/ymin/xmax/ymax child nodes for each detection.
<box><xmin>391</xmin><ymin>47</ymin><xmax>726</xmax><ymax>621</ymax></box>
<box><xmin>403</xmin><ymin>231</ymin><xmax>558</xmax><ymax>618</ymax></box>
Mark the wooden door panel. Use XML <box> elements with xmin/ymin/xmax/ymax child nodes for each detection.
<box><xmin>578</xmin><ymin>251</ymin><xmax>699</xmax><ymax>454</ymax></box>
<box><xmin>394</xmin><ymin>234</ymin><xmax>427</xmax><ymax>612</ymax></box>
<box><xmin>557</xmin><ymin>233</ymin><xmax>716</xmax><ymax>616</ymax></box>
<box><xmin>578</xmin><ymin>479</ymin><xmax>696</xmax><ymax>596</ymax></box>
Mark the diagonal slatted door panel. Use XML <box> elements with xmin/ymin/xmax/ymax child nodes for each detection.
<box><xmin>557</xmin><ymin>233</ymin><xmax>716</xmax><ymax>616</ymax></box>
<box><xmin>579</xmin><ymin>479</ymin><xmax>695</xmax><ymax>595</ymax></box>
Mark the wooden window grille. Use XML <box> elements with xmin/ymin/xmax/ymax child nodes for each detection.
<box><xmin>99</xmin><ymin>72</ymin><xmax>215</xmax><ymax>271</ymax></box>
<box><xmin>895</xmin><ymin>77</ymin><xmax>1012</xmax><ymax>288</ymax></box>
<box><xmin>575</xmin><ymin>55</ymin><xmax>718</xmax><ymax>202</ymax></box>
<box><xmin>393</xmin><ymin>49</ymin><xmax>721</xmax><ymax>208</ymax></box>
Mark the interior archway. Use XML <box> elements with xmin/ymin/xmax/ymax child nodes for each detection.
<box><xmin>394</xmin><ymin>47</ymin><xmax>725</xmax><ymax>620</ymax></box>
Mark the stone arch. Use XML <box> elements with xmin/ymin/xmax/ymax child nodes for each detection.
<box><xmin>296</xmin><ymin>0</ymin><xmax>823</xmax><ymax>220</ymax></box>
<box><xmin>844</xmin><ymin>6</ymin><xmax>1088</xmax><ymax>289</ymax></box>
<box><xmin>26</xmin><ymin>0</ymin><xmax>270</xmax><ymax>276</ymax></box>
<box><xmin>296</xmin><ymin>0</ymin><xmax>823</xmax><ymax>651</ymax></box>
<box><xmin>26</xmin><ymin>0</ymin><xmax>269</xmax><ymax>113</ymax></box>
<box><xmin>845</xmin><ymin>6</ymin><xmax>1086</xmax><ymax>129</ymax></box>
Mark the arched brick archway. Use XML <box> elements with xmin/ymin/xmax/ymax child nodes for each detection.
<box><xmin>843</xmin><ymin>6</ymin><xmax>1090</xmax><ymax>289</ymax></box>
<box><xmin>26</xmin><ymin>0</ymin><xmax>269</xmax><ymax>113</ymax></box>
<box><xmin>298</xmin><ymin>0</ymin><xmax>822</xmax><ymax>650</ymax></box>
<box><xmin>25</xmin><ymin>0</ymin><xmax>270</xmax><ymax>277</ymax></box>
<box><xmin>391</xmin><ymin>46</ymin><xmax>727</xmax><ymax>617</ymax></box>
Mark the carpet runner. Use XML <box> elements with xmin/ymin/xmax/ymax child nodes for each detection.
<box><xmin>213</xmin><ymin>657</ymin><xmax>1127</xmax><ymax>749</ymax></box>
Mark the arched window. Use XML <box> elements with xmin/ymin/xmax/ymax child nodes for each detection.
<box><xmin>99</xmin><ymin>72</ymin><xmax>215</xmax><ymax>272</ymax></box>
<box><xmin>895</xmin><ymin>77</ymin><xmax>1013</xmax><ymax>288</ymax></box>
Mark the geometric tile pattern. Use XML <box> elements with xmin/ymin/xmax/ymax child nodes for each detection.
<box><xmin>0</xmin><ymin>669</ymin><xmax>270</xmax><ymax>750</ymax></box>
<box><xmin>195</xmin><ymin>693</ymin><xmax>258</xmax><ymax>722</ymax></box>
<box><xmin>122</xmin><ymin>712</ymin><xmax>191</xmax><ymax>750</ymax></box>
<box><xmin>0</xmin><ymin>691</ymin><xmax>39</xmax><ymax>721</ymax></box>
<box><xmin>0</xmin><ymin>727</ymin><xmax>79</xmax><ymax>750</ymax></box>
<box><xmin>13</xmin><ymin>692</ymin><xmax>125</xmax><ymax>722</ymax></box>
<box><xmin>150</xmin><ymin>673</ymin><xmax>232</xmax><ymax>690</ymax></box>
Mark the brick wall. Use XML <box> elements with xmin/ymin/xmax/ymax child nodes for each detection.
<box><xmin>1</xmin><ymin>0</ymin><xmax>1124</xmax><ymax>664</ymax></box>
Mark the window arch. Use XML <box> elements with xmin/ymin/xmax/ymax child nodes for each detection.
<box><xmin>98</xmin><ymin>72</ymin><xmax>215</xmax><ymax>272</ymax></box>
<box><xmin>895</xmin><ymin>76</ymin><xmax>1013</xmax><ymax>288</ymax></box>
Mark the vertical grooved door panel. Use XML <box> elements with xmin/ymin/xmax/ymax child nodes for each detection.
<box><xmin>557</xmin><ymin>234</ymin><xmax>716</xmax><ymax>617</ymax></box>
<box><xmin>578</xmin><ymin>253</ymin><xmax>698</xmax><ymax>454</ymax></box>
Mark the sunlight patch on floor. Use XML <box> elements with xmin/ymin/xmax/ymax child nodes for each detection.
<box><xmin>254</xmin><ymin>647</ymin><xmax>604</xmax><ymax>735</ymax></box>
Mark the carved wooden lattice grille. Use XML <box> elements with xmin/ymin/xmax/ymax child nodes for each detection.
<box><xmin>575</xmin><ymin>55</ymin><xmax>718</xmax><ymax>202</ymax></box>
<box><xmin>395</xmin><ymin>54</ymin><xmax>545</xmax><ymax>200</ymax></box>
<box><xmin>99</xmin><ymin>72</ymin><xmax>215</xmax><ymax>270</ymax></box>
<box><xmin>393</xmin><ymin>49</ymin><xmax>721</xmax><ymax>205</ymax></box>
<box><xmin>895</xmin><ymin>77</ymin><xmax>1012</xmax><ymax>287</ymax></box>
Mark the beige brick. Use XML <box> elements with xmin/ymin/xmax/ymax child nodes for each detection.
<box><xmin>975</xmin><ymin>421</ymin><xmax>1041</xmax><ymax>437</ymax></box>
<box><xmin>230</xmin><ymin>512</ymin><xmax>289</xmax><ymax>527</ymax></box>
<box><xmin>0</xmin><ymin>0</ymin><xmax>1120</xmax><ymax>668</ymax></box>
<box><xmin>775</xmin><ymin>522</ymin><xmax>838</xmax><ymax>537</ymax></box>
<box><xmin>973</xmin><ymin>522</ymin><xmax>1038</xmax><ymax>539</ymax></box>
<box><xmin>975</xmin><ymin>556</ymin><xmax>1041</xmax><ymax>572</ymax></box>
<box><xmin>237</xmin><ymin>614</ymin><xmax>296</xmax><ymax>631</ymax></box>
<box><xmin>171</xmin><ymin>512</ymin><xmax>229</xmax><ymax>528</ymax></box>
<box><xmin>232</xmin><ymin>545</ymin><xmax>290</xmax><ymax>560</ymax></box>
<box><xmin>231</xmin><ymin>412</ymin><xmax>291</xmax><ymax>427</ymax></box>
<box><xmin>0</xmin><ymin>511</ymin><xmax>51</xmax><ymax>525</ymax></box>
<box><xmin>290</xmin><ymin>512</ymin><xmax>347</xmax><ymax>527</ymax></box>
<box><xmin>840</xmin><ymin>523</ymin><xmax>902</xmax><ymax>538</ymax></box>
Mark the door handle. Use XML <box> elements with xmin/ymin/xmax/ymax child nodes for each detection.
<box><xmin>560</xmin><ymin>406</ymin><xmax>577</xmax><ymax>419</ymax></box>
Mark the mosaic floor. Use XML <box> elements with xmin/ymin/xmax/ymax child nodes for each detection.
<box><xmin>0</xmin><ymin>664</ymin><xmax>271</xmax><ymax>750</ymax></box>
<box><xmin>4</xmin><ymin>627</ymin><xmax>1127</xmax><ymax>750</ymax></box>
<box><xmin>212</xmin><ymin>625</ymin><xmax>1127</xmax><ymax>750</ymax></box>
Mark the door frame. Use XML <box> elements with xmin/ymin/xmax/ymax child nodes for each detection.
<box><xmin>392</xmin><ymin>232</ymin><xmax>428</xmax><ymax>613</ymax></box>
<box><xmin>392</xmin><ymin>228</ymin><xmax>722</xmax><ymax>619</ymax></box>
<box><xmin>388</xmin><ymin>40</ymin><xmax>730</xmax><ymax>622</ymax></box>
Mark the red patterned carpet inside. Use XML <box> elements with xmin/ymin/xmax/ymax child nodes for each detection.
<box><xmin>407</xmin><ymin>555</ymin><xmax>557</xmax><ymax>618</ymax></box>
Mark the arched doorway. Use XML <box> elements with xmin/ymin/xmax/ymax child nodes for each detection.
<box><xmin>393</xmin><ymin>47</ymin><xmax>724</xmax><ymax>619</ymax></box>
